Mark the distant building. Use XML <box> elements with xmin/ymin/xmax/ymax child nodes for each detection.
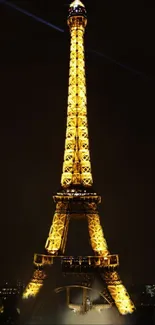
<box><xmin>128</xmin><ymin>284</ymin><xmax>155</xmax><ymax>325</ymax></box>
<box><xmin>130</xmin><ymin>284</ymin><xmax>155</xmax><ymax>307</ymax></box>
<box><xmin>0</xmin><ymin>281</ymin><xmax>23</xmax><ymax>325</ymax></box>
<box><xmin>145</xmin><ymin>285</ymin><xmax>155</xmax><ymax>299</ymax></box>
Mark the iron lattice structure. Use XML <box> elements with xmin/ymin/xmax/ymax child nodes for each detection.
<box><xmin>23</xmin><ymin>0</ymin><xmax>135</xmax><ymax>316</ymax></box>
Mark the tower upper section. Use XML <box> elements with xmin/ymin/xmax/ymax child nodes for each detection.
<box><xmin>68</xmin><ymin>0</ymin><xmax>87</xmax><ymax>20</ymax></box>
<box><xmin>68</xmin><ymin>0</ymin><xmax>87</xmax><ymax>26</ymax></box>
<box><xmin>61</xmin><ymin>1</ymin><xmax>93</xmax><ymax>189</ymax></box>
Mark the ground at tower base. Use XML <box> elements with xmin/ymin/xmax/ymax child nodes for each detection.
<box><xmin>19</xmin><ymin>275</ymin><xmax>155</xmax><ymax>325</ymax></box>
<box><xmin>1</xmin><ymin>281</ymin><xmax>155</xmax><ymax>324</ymax></box>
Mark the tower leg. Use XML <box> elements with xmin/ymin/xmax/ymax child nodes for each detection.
<box><xmin>104</xmin><ymin>270</ymin><xmax>135</xmax><ymax>315</ymax></box>
<box><xmin>23</xmin><ymin>268</ymin><xmax>46</xmax><ymax>299</ymax></box>
<box><xmin>45</xmin><ymin>202</ymin><xmax>69</xmax><ymax>254</ymax></box>
<box><xmin>86</xmin><ymin>202</ymin><xmax>135</xmax><ymax>314</ymax></box>
<box><xmin>86</xmin><ymin>203</ymin><xmax>109</xmax><ymax>256</ymax></box>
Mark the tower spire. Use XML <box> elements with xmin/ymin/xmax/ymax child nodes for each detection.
<box><xmin>70</xmin><ymin>0</ymin><xmax>85</xmax><ymax>7</ymax></box>
<box><xmin>61</xmin><ymin>0</ymin><xmax>92</xmax><ymax>188</ymax></box>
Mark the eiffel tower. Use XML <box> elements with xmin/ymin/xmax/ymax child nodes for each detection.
<box><xmin>23</xmin><ymin>0</ymin><xmax>135</xmax><ymax>316</ymax></box>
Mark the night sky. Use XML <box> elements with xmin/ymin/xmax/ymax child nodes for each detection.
<box><xmin>0</xmin><ymin>0</ymin><xmax>155</xmax><ymax>286</ymax></box>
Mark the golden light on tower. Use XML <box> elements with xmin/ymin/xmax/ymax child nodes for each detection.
<box><xmin>61</xmin><ymin>0</ymin><xmax>92</xmax><ymax>188</ymax></box>
<box><xmin>22</xmin><ymin>269</ymin><xmax>46</xmax><ymax>299</ymax></box>
<box><xmin>23</xmin><ymin>0</ymin><xmax>135</xmax><ymax>316</ymax></box>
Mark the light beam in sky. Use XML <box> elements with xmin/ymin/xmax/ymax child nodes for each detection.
<box><xmin>3</xmin><ymin>0</ymin><xmax>64</xmax><ymax>33</ymax></box>
<box><xmin>89</xmin><ymin>50</ymin><xmax>149</xmax><ymax>79</ymax></box>
<box><xmin>1</xmin><ymin>0</ymin><xmax>150</xmax><ymax>79</ymax></box>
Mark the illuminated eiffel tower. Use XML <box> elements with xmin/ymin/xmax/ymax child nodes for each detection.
<box><xmin>23</xmin><ymin>0</ymin><xmax>135</xmax><ymax>316</ymax></box>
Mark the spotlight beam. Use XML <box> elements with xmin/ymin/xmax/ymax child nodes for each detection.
<box><xmin>3</xmin><ymin>0</ymin><xmax>64</xmax><ymax>33</ymax></box>
<box><xmin>89</xmin><ymin>50</ymin><xmax>148</xmax><ymax>79</ymax></box>
<box><xmin>1</xmin><ymin>0</ymin><xmax>150</xmax><ymax>79</ymax></box>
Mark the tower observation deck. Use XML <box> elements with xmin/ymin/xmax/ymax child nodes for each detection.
<box><xmin>22</xmin><ymin>0</ymin><xmax>135</xmax><ymax>317</ymax></box>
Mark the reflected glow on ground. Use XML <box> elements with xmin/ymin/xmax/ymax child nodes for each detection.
<box><xmin>63</xmin><ymin>308</ymin><xmax>125</xmax><ymax>325</ymax></box>
<box><xmin>59</xmin><ymin>292</ymin><xmax>132</xmax><ymax>325</ymax></box>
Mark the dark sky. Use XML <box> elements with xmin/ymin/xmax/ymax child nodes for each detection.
<box><xmin>0</xmin><ymin>0</ymin><xmax>155</xmax><ymax>286</ymax></box>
